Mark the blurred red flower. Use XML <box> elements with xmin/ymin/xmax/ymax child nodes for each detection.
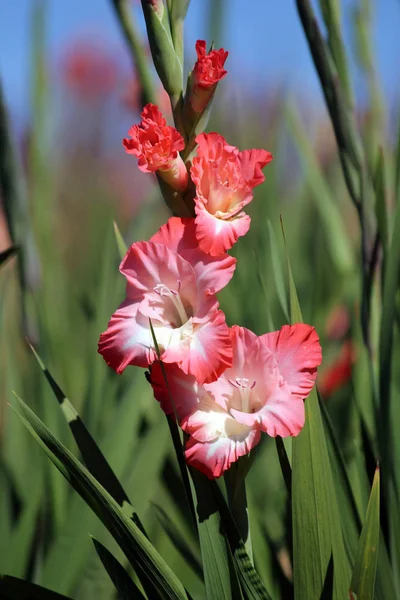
<box><xmin>318</xmin><ymin>340</ymin><xmax>355</xmax><ymax>398</ymax></box>
<box><xmin>61</xmin><ymin>40</ymin><xmax>119</xmax><ymax>100</ymax></box>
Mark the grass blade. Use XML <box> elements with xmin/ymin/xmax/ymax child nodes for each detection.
<box><xmin>189</xmin><ymin>468</ymin><xmax>240</xmax><ymax>600</ymax></box>
<box><xmin>10</xmin><ymin>395</ymin><xmax>188</xmax><ymax>600</ymax></box>
<box><xmin>0</xmin><ymin>576</ymin><xmax>73</xmax><ymax>600</ymax></box>
<box><xmin>154</xmin><ymin>504</ymin><xmax>203</xmax><ymax>581</ymax></box>
<box><xmin>210</xmin><ymin>478</ymin><xmax>274</xmax><ymax>600</ymax></box>
<box><xmin>113</xmin><ymin>220</ymin><xmax>128</xmax><ymax>260</ymax></box>
<box><xmin>282</xmin><ymin>221</ymin><xmax>350</xmax><ymax>599</ymax></box>
<box><xmin>28</xmin><ymin>344</ymin><xmax>146</xmax><ymax>536</ymax></box>
<box><xmin>92</xmin><ymin>537</ymin><xmax>146</xmax><ymax>599</ymax></box>
<box><xmin>350</xmin><ymin>466</ymin><xmax>380</xmax><ymax>600</ymax></box>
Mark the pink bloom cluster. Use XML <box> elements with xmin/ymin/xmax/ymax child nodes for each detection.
<box><xmin>99</xmin><ymin>40</ymin><xmax>322</xmax><ymax>478</ymax></box>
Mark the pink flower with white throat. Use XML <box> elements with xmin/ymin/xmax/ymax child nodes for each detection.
<box><xmin>190</xmin><ymin>132</ymin><xmax>273</xmax><ymax>255</ymax></box>
<box><xmin>150</xmin><ymin>323</ymin><xmax>322</xmax><ymax>478</ymax></box>
<box><xmin>98</xmin><ymin>218</ymin><xmax>236</xmax><ymax>384</ymax></box>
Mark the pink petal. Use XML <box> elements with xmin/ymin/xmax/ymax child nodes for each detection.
<box><xmin>98</xmin><ymin>299</ymin><xmax>155</xmax><ymax>373</ymax></box>
<box><xmin>164</xmin><ymin>309</ymin><xmax>232</xmax><ymax>383</ymax></box>
<box><xmin>239</xmin><ymin>149</ymin><xmax>273</xmax><ymax>188</ymax></box>
<box><xmin>184</xmin><ymin>425</ymin><xmax>261</xmax><ymax>479</ymax></box>
<box><xmin>258</xmin><ymin>395</ymin><xmax>305</xmax><ymax>437</ymax></box>
<box><xmin>120</xmin><ymin>241</ymin><xmax>196</xmax><ymax>305</ymax></box>
<box><xmin>194</xmin><ymin>200</ymin><xmax>251</xmax><ymax>256</ymax></box>
<box><xmin>149</xmin><ymin>361</ymin><xmax>201</xmax><ymax>420</ymax></box>
<box><xmin>260</xmin><ymin>324</ymin><xmax>322</xmax><ymax>400</ymax></box>
<box><xmin>229</xmin><ymin>380</ymin><xmax>304</xmax><ymax>437</ymax></box>
<box><xmin>181</xmin><ymin>249</ymin><xmax>236</xmax><ymax>297</ymax></box>
<box><xmin>149</xmin><ymin>217</ymin><xmax>198</xmax><ymax>253</ymax></box>
<box><xmin>194</xmin><ymin>132</ymin><xmax>237</xmax><ymax>164</ymax></box>
<box><xmin>149</xmin><ymin>217</ymin><xmax>236</xmax><ymax>295</ymax></box>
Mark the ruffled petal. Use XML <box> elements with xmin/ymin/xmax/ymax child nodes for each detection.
<box><xmin>120</xmin><ymin>241</ymin><xmax>197</xmax><ymax>306</ymax></box>
<box><xmin>194</xmin><ymin>200</ymin><xmax>251</xmax><ymax>256</ymax></box>
<box><xmin>260</xmin><ymin>324</ymin><xmax>322</xmax><ymax>400</ymax></box>
<box><xmin>149</xmin><ymin>217</ymin><xmax>198</xmax><ymax>253</ymax></box>
<box><xmin>181</xmin><ymin>248</ymin><xmax>236</xmax><ymax>297</ymax></box>
<box><xmin>229</xmin><ymin>380</ymin><xmax>304</xmax><ymax>437</ymax></box>
<box><xmin>98</xmin><ymin>299</ymin><xmax>155</xmax><ymax>373</ymax></box>
<box><xmin>164</xmin><ymin>309</ymin><xmax>232</xmax><ymax>383</ymax></box>
<box><xmin>183</xmin><ymin>405</ymin><xmax>261</xmax><ymax>479</ymax></box>
<box><xmin>258</xmin><ymin>394</ymin><xmax>305</xmax><ymax>437</ymax></box>
<box><xmin>239</xmin><ymin>149</ymin><xmax>273</xmax><ymax>188</ymax></box>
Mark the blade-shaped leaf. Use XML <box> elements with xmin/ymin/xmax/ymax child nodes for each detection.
<box><xmin>10</xmin><ymin>395</ymin><xmax>188</xmax><ymax>600</ymax></box>
<box><xmin>189</xmin><ymin>467</ymin><xmax>241</xmax><ymax>600</ymax></box>
<box><xmin>0</xmin><ymin>576</ymin><xmax>73</xmax><ymax>600</ymax></box>
<box><xmin>113</xmin><ymin>220</ymin><xmax>128</xmax><ymax>259</ymax></box>
<box><xmin>350</xmin><ymin>466</ymin><xmax>380</xmax><ymax>600</ymax></box>
<box><xmin>282</xmin><ymin>222</ymin><xmax>350</xmax><ymax>599</ymax></box>
<box><xmin>154</xmin><ymin>504</ymin><xmax>203</xmax><ymax>580</ymax></box>
<box><xmin>92</xmin><ymin>537</ymin><xmax>146</xmax><ymax>599</ymax></box>
<box><xmin>28</xmin><ymin>344</ymin><xmax>146</xmax><ymax>536</ymax></box>
<box><xmin>210</xmin><ymin>477</ymin><xmax>274</xmax><ymax>600</ymax></box>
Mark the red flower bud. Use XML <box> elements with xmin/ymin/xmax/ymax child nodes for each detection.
<box><xmin>189</xmin><ymin>40</ymin><xmax>228</xmax><ymax>113</ymax></box>
<box><xmin>123</xmin><ymin>103</ymin><xmax>188</xmax><ymax>192</ymax></box>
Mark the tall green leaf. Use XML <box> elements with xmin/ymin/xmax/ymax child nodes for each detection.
<box><xmin>283</xmin><ymin>227</ymin><xmax>350</xmax><ymax>599</ymax></box>
<box><xmin>350</xmin><ymin>466</ymin><xmax>380</xmax><ymax>600</ymax></box>
<box><xmin>11</xmin><ymin>395</ymin><xmax>188</xmax><ymax>600</ymax></box>
<box><xmin>0</xmin><ymin>576</ymin><xmax>73</xmax><ymax>600</ymax></box>
<box><xmin>28</xmin><ymin>345</ymin><xmax>146</xmax><ymax>535</ymax></box>
<box><xmin>92</xmin><ymin>537</ymin><xmax>146</xmax><ymax>599</ymax></box>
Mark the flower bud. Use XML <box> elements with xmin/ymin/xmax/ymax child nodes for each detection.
<box><xmin>123</xmin><ymin>103</ymin><xmax>188</xmax><ymax>192</ymax></box>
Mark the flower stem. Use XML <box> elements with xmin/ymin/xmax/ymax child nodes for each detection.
<box><xmin>224</xmin><ymin>462</ymin><xmax>253</xmax><ymax>563</ymax></box>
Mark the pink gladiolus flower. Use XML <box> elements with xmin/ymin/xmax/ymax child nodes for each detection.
<box><xmin>98</xmin><ymin>217</ymin><xmax>236</xmax><ymax>383</ymax></box>
<box><xmin>150</xmin><ymin>323</ymin><xmax>322</xmax><ymax>478</ymax></box>
<box><xmin>191</xmin><ymin>132</ymin><xmax>273</xmax><ymax>255</ymax></box>
<box><xmin>189</xmin><ymin>40</ymin><xmax>228</xmax><ymax>113</ymax></box>
<box><xmin>123</xmin><ymin>104</ymin><xmax>188</xmax><ymax>192</ymax></box>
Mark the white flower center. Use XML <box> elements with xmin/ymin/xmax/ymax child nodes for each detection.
<box><xmin>228</xmin><ymin>377</ymin><xmax>256</xmax><ymax>413</ymax></box>
<box><xmin>153</xmin><ymin>280</ymin><xmax>189</xmax><ymax>326</ymax></box>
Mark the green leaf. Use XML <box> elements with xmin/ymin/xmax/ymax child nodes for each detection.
<box><xmin>11</xmin><ymin>395</ymin><xmax>188</xmax><ymax>600</ymax></box>
<box><xmin>282</xmin><ymin>223</ymin><xmax>350</xmax><ymax>599</ymax></box>
<box><xmin>275</xmin><ymin>437</ymin><xmax>292</xmax><ymax>495</ymax></box>
<box><xmin>374</xmin><ymin>149</ymin><xmax>388</xmax><ymax>258</ymax></box>
<box><xmin>189</xmin><ymin>468</ymin><xmax>239</xmax><ymax>600</ymax></box>
<box><xmin>267</xmin><ymin>220</ymin><xmax>289</xmax><ymax>321</ymax></box>
<box><xmin>28</xmin><ymin>344</ymin><xmax>146</xmax><ymax>536</ymax></box>
<box><xmin>350</xmin><ymin>466</ymin><xmax>380</xmax><ymax>600</ymax></box>
<box><xmin>0</xmin><ymin>576</ymin><xmax>73</xmax><ymax>600</ymax></box>
<box><xmin>379</xmin><ymin>178</ymin><xmax>400</xmax><ymax>476</ymax></box>
<box><xmin>92</xmin><ymin>537</ymin><xmax>146</xmax><ymax>599</ymax></box>
<box><xmin>154</xmin><ymin>504</ymin><xmax>203</xmax><ymax>581</ymax></box>
<box><xmin>285</xmin><ymin>105</ymin><xmax>354</xmax><ymax>275</ymax></box>
<box><xmin>210</xmin><ymin>478</ymin><xmax>274</xmax><ymax>600</ymax></box>
<box><xmin>0</xmin><ymin>474</ymin><xmax>43</xmax><ymax>578</ymax></box>
<box><xmin>113</xmin><ymin>220</ymin><xmax>128</xmax><ymax>259</ymax></box>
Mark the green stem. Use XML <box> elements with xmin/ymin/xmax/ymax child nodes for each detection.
<box><xmin>111</xmin><ymin>0</ymin><xmax>156</xmax><ymax>107</ymax></box>
<box><xmin>224</xmin><ymin>463</ymin><xmax>253</xmax><ymax>564</ymax></box>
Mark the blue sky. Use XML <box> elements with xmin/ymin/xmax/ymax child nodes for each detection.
<box><xmin>0</xmin><ymin>0</ymin><xmax>399</xmax><ymax>119</ymax></box>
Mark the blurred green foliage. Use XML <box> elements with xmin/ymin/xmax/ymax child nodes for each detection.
<box><xmin>0</xmin><ymin>1</ymin><xmax>399</xmax><ymax>599</ymax></box>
